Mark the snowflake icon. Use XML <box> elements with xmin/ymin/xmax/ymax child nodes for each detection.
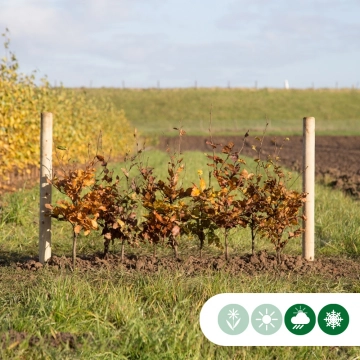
<box><xmin>324</xmin><ymin>310</ymin><xmax>343</xmax><ymax>329</ymax></box>
<box><xmin>319</xmin><ymin>304</ymin><xmax>349</xmax><ymax>335</ymax></box>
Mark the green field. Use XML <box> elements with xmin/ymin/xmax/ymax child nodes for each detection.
<box><xmin>1</xmin><ymin>150</ymin><xmax>360</xmax><ymax>358</ymax></box>
<box><xmin>85</xmin><ymin>88</ymin><xmax>360</xmax><ymax>137</ymax></box>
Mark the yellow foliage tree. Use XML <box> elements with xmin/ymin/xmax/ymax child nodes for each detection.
<box><xmin>0</xmin><ymin>28</ymin><xmax>134</xmax><ymax>185</ymax></box>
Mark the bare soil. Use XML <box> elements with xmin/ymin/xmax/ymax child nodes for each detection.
<box><xmin>158</xmin><ymin>135</ymin><xmax>360</xmax><ymax>198</ymax></box>
<box><xmin>11</xmin><ymin>251</ymin><xmax>360</xmax><ymax>281</ymax></box>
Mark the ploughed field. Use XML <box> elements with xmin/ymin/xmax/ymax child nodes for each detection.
<box><xmin>159</xmin><ymin>135</ymin><xmax>360</xmax><ymax>199</ymax></box>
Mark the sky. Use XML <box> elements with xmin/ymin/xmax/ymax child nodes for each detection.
<box><xmin>0</xmin><ymin>0</ymin><xmax>359</xmax><ymax>89</ymax></box>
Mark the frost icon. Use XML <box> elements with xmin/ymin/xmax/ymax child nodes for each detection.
<box><xmin>318</xmin><ymin>304</ymin><xmax>349</xmax><ymax>335</ymax></box>
<box><xmin>324</xmin><ymin>310</ymin><xmax>343</xmax><ymax>329</ymax></box>
<box><xmin>226</xmin><ymin>308</ymin><xmax>241</xmax><ymax>331</ymax></box>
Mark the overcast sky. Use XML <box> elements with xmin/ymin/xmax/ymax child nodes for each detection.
<box><xmin>1</xmin><ymin>0</ymin><xmax>359</xmax><ymax>89</ymax></box>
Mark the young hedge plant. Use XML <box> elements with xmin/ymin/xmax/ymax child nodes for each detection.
<box><xmin>258</xmin><ymin>158</ymin><xmax>307</xmax><ymax>263</ymax></box>
<box><xmin>201</xmin><ymin>138</ymin><xmax>249</xmax><ymax>260</ymax></box>
<box><xmin>46</xmin><ymin>150</ymin><xmax>107</xmax><ymax>269</ymax></box>
<box><xmin>97</xmin><ymin>148</ymin><xmax>141</xmax><ymax>262</ymax></box>
<box><xmin>139</xmin><ymin>127</ymin><xmax>192</xmax><ymax>258</ymax></box>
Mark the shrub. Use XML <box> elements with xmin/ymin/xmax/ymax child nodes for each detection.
<box><xmin>0</xmin><ymin>28</ymin><xmax>134</xmax><ymax>186</ymax></box>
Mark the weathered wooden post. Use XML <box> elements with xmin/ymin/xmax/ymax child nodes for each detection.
<box><xmin>39</xmin><ymin>112</ymin><xmax>53</xmax><ymax>263</ymax></box>
<box><xmin>302</xmin><ymin>116</ymin><xmax>315</xmax><ymax>261</ymax></box>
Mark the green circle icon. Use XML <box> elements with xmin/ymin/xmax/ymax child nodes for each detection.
<box><xmin>318</xmin><ymin>304</ymin><xmax>349</xmax><ymax>335</ymax></box>
<box><xmin>218</xmin><ymin>304</ymin><xmax>249</xmax><ymax>335</ymax></box>
<box><xmin>251</xmin><ymin>304</ymin><xmax>282</xmax><ymax>335</ymax></box>
<box><xmin>284</xmin><ymin>304</ymin><xmax>316</xmax><ymax>335</ymax></box>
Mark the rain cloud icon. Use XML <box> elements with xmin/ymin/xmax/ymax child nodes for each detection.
<box><xmin>291</xmin><ymin>312</ymin><xmax>310</xmax><ymax>329</ymax></box>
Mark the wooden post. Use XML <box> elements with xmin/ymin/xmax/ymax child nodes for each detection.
<box><xmin>302</xmin><ymin>117</ymin><xmax>315</xmax><ymax>261</ymax></box>
<box><xmin>39</xmin><ymin>112</ymin><xmax>53</xmax><ymax>263</ymax></box>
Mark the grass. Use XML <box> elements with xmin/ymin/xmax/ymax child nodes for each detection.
<box><xmin>83</xmin><ymin>88</ymin><xmax>360</xmax><ymax>137</ymax></box>
<box><xmin>1</xmin><ymin>269</ymin><xmax>359</xmax><ymax>359</ymax></box>
<box><xmin>1</xmin><ymin>149</ymin><xmax>360</xmax><ymax>358</ymax></box>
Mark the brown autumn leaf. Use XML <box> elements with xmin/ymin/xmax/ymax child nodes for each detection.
<box><xmin>191</xmin><ymin>186</ymin><xmax>201</xmax><ymax>197</ymax></box>
<box><xmin>200</xmin><ymin>178</ymin><xmax>206</xmax><ymax>191</ymax></box>
<box><xmin>74</xmin><ymin>225</ymin><xmax>82</xmax><ymax>234</ymax></box>
<box><xmin>90</xmin><ymin>219</ymin><xmax>98</xmax><ymax>228</ymax></box>
<box><xmin>153</xmin><ymin>211</ymin><xmax>164</xmax><ymax>223</ymax></box>
<box><xmin>104</xmin><ymin>232</ymin><xmax>112</xmax><ymax>240</ymax></box>
<box><xmin>241</xmin><ymin>169</ymin><xmax>249</xmax><ymax>179</ymax></box>
<box><xmin>171</xmin><ymin>225</ymin><xmax>180</xmax><ymax>237</ymax></box>
<box><xmin>205</xmin><ymin>140</ymin><xmax>218</xmax><ymax>149</ymax></box>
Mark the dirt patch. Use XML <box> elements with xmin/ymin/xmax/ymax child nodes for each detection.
<box><xmin>158</xmin><ymin>135</ymin><xmax>360</xmax><ymax>198</ymax></box>
<box><xmin>0</xmin><ymin>330</ymin><xmax>84</xmax><ymax>350</ymax></box>
<box><xmin>12</xmin><ymin>251</ymin><xmax>360</xmax><ymax>281</ymax></box>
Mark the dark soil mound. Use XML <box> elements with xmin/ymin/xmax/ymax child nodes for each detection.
<box><xmin>14</xmin><ymin>251</ymin><xmax>360</xmax><ymax>280</ymax></box>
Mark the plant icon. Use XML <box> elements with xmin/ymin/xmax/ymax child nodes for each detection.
<box><xmin>226</xmin><ymin>308</ymin><xmax>241</xmax><ymax>331</ymax></box>
<box><xmin>218</xmin><ymin>304</ymin><xmax>249</xmax><ymax>335</ymax></box>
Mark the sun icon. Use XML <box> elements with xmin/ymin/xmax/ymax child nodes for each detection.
<box><xmin>293</xmin><ymin>305</ymin><xmax>307</xmax><ymax>315</ymax></box>
<box><xmin>255</xmin><ymin>308</ymin><xmax>279</xmax><ymax>331</ymax></box>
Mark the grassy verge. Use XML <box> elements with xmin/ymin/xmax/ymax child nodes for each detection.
<box><xmin>1</xmin><ymin>268</ymin><xmax>359</xmax><ymax>359</ymax></box>
<box><xmin>1</xmin><ymin>150</ymin><xmax>360</xmax><ymax>358</ymax></box>
<box><xmin>85</xmin><ymin>88</ymin><xmax>360</xmax><ymax>137</ymax></box>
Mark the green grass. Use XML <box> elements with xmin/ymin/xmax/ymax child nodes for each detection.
<box><xmin>1</xmin><ymin>150</ymin><xmax>360</xmax><ymax>358</ymax></box>
<box><xmin>1</xmin><ymin>269</ymin><xmax>359</xmax><ymax>359</ymax></box>
<box><xmin>83</xmin><ymin>88</ymin><xmax>360</xmax><ymax>137</ymax></box>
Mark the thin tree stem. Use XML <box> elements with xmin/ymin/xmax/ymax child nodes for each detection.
<box><xmin>121</xmin><ymin>238</ymin><xmax>125</xmax><ymax>262</ymax></box>
<box><xmin>72</xmin><ymin>230</ymin><xmax>77</xmax><ymax>270</ymax></box>
<box><xmin>224</xmin><ymin>228</ymin><xmax>228</xmax><ymax>261</ymax></box>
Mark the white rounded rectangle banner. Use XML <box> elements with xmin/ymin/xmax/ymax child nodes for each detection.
<box><xmin>199</xmin><ymin>293</ymin><xmax>360</xmax><ymax>346</ymax></box>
